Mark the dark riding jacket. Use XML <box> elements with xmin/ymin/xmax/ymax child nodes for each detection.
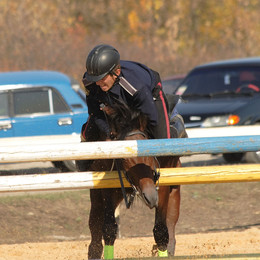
<box><xmin>84</xmin><ymin>61</ymin><xmax>159</xmax><ymax>135</ymax></box>
<box><xmin>81</xmin><ymin>61</ymin><xmax>182</xmax><ymax>141</ymax></box>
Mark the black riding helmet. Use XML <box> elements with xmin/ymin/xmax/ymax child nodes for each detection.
<box><xmin>83</xmin><ymin>44</ymin><xmax>120</xmax><ymax>85</ymax></box>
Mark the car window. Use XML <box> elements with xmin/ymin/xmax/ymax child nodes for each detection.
<box><xmin>13</xmin><ymin>88</ymin><xmax>71</xmax><ymax>116</ymax></box>
<box><xmin>75</xmin><ymin>88</ymin><xmax>86</xmax><ymax>102</ymax></box>
<box><xmin>13</xmin><ymin>89</ymin><xmax>50</xmax><ymax>115</ymax></box>
<box><xmin>52</xmin><ymin>89</ymin><xmax>70</xmax><ymax>113</ymax></box>
<box><xmin>176</xmin><ymin>67</ymin><xmax>260</xmax><ymax>96</ymax></box>
<box><xmin>0</xmin><ymin>92</ymin><xmax>8</xmax><ymax>117</ymax></box>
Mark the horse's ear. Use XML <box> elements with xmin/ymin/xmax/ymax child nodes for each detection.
<box><xmin>139</xmin><ymin>114</ymin><xmax>148</xmax><ymax>132</ymax></box>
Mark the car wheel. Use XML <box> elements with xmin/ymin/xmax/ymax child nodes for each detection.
<box><xmin>244</xmin><ymin>151</ymin><xmax>260</xmax><ymax>163</ymax></box>
<box><xmin>222</xmin><ymin>153</ymin><xmax>245</xmax><ymax>163</ymax></box>
<box><xmin>52</xmin><ymin>160</ymin><xmax>77</xmax><ymax>172</ymax></box>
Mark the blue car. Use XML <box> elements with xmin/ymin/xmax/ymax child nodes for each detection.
<box><xmin>0</xmin><ymin>70</ymin><xmax>89</xmax><ymax>171</ymax></box>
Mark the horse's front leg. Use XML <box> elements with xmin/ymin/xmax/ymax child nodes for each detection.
<box><xmin>154</xmin><ymin>156</ymin><xmax>181</xmax><ymax>257</ymax></box>
<box><xmin>88</xmin><ymin>189</ymin><xmax>104</xmax><ymax>259</ymax></box>
<box><xmin>153</xmin><ymin>185</ymin><xmax>180</xmax><ymax>257</ymax></box>
<box><xmin>154</xmin><ymin>186</ymin><xmax>180</xmax><ymax>257</ymax></box>
<box><xmin>102</xmin><ymin>188</ymin><xmax>123</xmax><ymax>259</ymax></box>
<box><xmin>166</xmin><ymin>185</ymin><xmax>180</xmax><ymax>256</ymax></box>
<box><xmin>153</xmin><ymin>186</ymin><xmax>170</xmax><ymax>257</ymax></box>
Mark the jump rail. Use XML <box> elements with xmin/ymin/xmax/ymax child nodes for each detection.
<box><xmin>1</xmin><ymin>135</ymin><xmax>260</xmax><ymax>163</ymax></box>
<box><xmin>0</xmin><ymin>134</ymin><xmax>260</xmax><ymax>193</ymax></box>
<box><xmin>0</xmin><ymin>164</ymin><xmax>259</xmax><ymax>193</ymax></box>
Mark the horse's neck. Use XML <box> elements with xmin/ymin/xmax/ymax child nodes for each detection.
<box><xmin>91</xmin><ymin>159</ymin><xmax>115</xmax><ymax>171</ymax></box>
<box><xmin>125</xmin><ymin>130</ymin><xmax>147</xmax><ymax>139</ymax></box>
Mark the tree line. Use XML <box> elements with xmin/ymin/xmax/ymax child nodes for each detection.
<box><xmin>1</xmin><ymin>0</ymin><xmax>260</xmax><ymax>83</ymax></box>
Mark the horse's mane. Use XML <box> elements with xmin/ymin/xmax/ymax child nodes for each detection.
<box><xmin>107</xmin><ymin>100</ymin><xmax>148</xmax><ymax>140</ymax></box>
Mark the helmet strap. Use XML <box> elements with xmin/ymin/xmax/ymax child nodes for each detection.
<box><xmin>111</xmin><ymin>71</ymin><xmax>120</xmax><ymax>84</ymax></box>
<box><xmin>111</xmin><ymin>71</ymin><xmax>119</xmax><ymax>78</ymax></box>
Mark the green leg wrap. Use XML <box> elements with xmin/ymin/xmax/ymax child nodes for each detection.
<box><xmin>104</xmin><ymin>245</ymin><xmax>114</xmax><ymax>259</ymax></box>
<box><xmin>158</xmin><ymin>249</ymin><xmax>168</xmax><ymax>257</ymax></box>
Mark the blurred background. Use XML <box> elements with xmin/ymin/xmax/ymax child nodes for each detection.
<box><xmin>0</xmin><ymin>1</ymin><xmax>259</xmax><ymax>253</ymax></box>
<box><xmin>1</xmin><ymin>0</ymin><xmax>260</xmax><ymax>84</ymax></box>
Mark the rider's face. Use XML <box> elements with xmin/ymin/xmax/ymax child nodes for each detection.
<box><xmin>96</xmin><ymin>68</ymin><xmax>120</xmax><ymax>92</ymax></box>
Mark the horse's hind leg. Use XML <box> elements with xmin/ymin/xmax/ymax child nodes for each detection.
<box><xmin>88</xmin><ymin>189</ymin><xmax>104</xmax><ymax>259</ymax></box>
<box><xmin>166</xmin><ymin>185</ymin><xmax>180</xmax><ymax>256</ymax></box>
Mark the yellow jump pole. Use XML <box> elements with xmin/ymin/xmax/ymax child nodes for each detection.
<box><xmin>0</xmin><ymin>164</ymin><xmax>259</xmax><ymax>193</ymax></box>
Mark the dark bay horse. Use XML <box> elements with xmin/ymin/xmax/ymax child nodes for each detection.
<box><xmin>85</xmin><ymin>102</ymin><xmax>181</xmax><ymax>259</ymax></box>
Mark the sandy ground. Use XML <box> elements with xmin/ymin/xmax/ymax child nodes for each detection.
<box><xmin>0</xmin><ymin>228</ymin><xmax>259</xmax><ymax>259</ymax></box>
<box><xmin>0</xmin><ymin>155</ymin><xmax>259</xmax><ymax>259</ymax></box>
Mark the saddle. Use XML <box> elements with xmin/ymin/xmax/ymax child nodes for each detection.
<box><xmin>170</xmin><ymin>114</ymin><xmax>188</xmax><ymax>139</ymax></box>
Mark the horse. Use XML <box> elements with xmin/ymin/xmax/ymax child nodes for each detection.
<box><xmin>80</xmin><ymin>101</ymin><xmax>181</xmax><ymax>259</ymax></box>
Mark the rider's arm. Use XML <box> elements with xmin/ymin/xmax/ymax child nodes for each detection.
<box><xmin>132</xmin><ymin>86</ymin><xmax>158</xmax><ymax>126</ymax></box>
<box><xmin>86</xmin><ymin>88</ymin><xmax>110</xmax><ymax>137</ymax></box>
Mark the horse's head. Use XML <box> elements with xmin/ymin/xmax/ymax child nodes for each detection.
<box><xmin>103</xmin><ymin>101</ymin><xmax>158</xmax><ymax>208</ymax></box>
<box><xmin>103</xmin><ymin>100</ymin><xmax>148</xmax><ymax>140</ymax></box>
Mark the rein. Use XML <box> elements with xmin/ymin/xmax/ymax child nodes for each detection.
<box><xmin>115</xmin><ymin>130</ymin><xmax>147</xmax><ymax>209</ymax></box>
<box><xmin>115</xmin><ymin>159</ymin><xmax>137</xmax><ymax>209</ymax></box>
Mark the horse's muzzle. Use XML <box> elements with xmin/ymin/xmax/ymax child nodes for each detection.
<box><xmin>141</xmin><ymin>185</ymin><xmax>158</xmax><ymax>209</ymax></box>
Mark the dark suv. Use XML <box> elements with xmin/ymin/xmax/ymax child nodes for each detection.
<box><xmin>173</xmin><ymin>57</ymin><xmax>260</xmax><ymax>163</ymax></box>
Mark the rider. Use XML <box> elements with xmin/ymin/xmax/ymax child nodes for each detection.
<box><xmin>77</xmin><ymin>44</ymin><xmax>186</xmax><ymax>170</ymax></box>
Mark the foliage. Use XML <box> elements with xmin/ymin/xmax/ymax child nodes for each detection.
<box><xmin>1</xmin><ymin>0</ymin><xmax>260</xmax><ymax>81</ymax></box>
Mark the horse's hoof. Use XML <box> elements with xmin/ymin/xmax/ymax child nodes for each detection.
<box><xmin>158</xmin><ymin>249</ymin><xmax>168</xmax><ymax>257</ymax></box>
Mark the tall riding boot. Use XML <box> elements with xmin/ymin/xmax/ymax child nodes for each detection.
<box><xmin>170</xmin><ymin>114</ymin><xmax>188</xmax><ymax>138</ymax></box>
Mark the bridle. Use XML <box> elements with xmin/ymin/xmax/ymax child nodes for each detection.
<box><xmin>114</xmin><ymin>130</ymin><xmax>160</xmax><ymax>208</ymax></box>
<box><xmin>101</xmin><ymin>104</ymin><xmax>160</xmax><ymax>208</ymax></box>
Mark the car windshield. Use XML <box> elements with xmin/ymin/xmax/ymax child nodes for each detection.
<box><xmin>175</xmin><ymin>66</ymin><xmax>260</xmax><ymax>96</ymax></box>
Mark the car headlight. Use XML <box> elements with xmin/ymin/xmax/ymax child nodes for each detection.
<box><xmin>202</xmin><ymin>115</ymin><xmax>240</xmax><ymax>127</ymax></box>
